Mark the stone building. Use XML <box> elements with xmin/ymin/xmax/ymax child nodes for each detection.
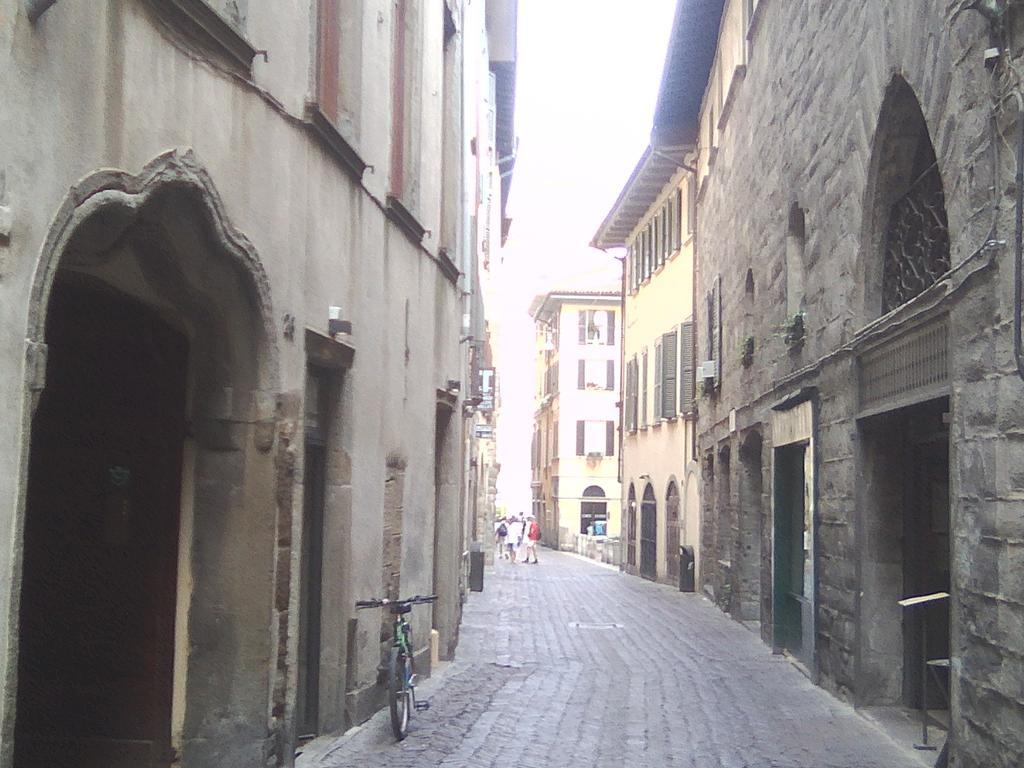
<box><xmin>672</xmin><ymin>0</ymin><xmax>1024</xmax><ymax>764</ymax></box>
<box><xmin>0</xmin><ymin>0</ymin><xmax>507</xmax><ymax>765</ymax></box>
<box><xmin>592</xmin><ymin>147</ymin><xmax>702</xmax><ymax>587</ymax></box>
<box><xmin>462</xmin><ymin>0</ymin><xmax>517</xmax><ymax>561</ymax></box>
<box><xmin>530</xmin><ymin>290</ymin><xmax>622</xmax><ymax>551</ymax></box>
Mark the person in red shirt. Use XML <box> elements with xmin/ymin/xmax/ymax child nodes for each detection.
<box><xmin>524</xmin><ymin>516</ymin><xmax>541</xmax><ymax>564</ymax></box>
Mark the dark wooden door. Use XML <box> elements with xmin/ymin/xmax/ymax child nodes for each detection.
<box><xmin>297</xmin><ymin>441</ymin><xmax>326</xmax><ymax>737</ymax></box>
<box><xmin>666</xmin><ymin>484</ymin><xmax>680</xmax><ymax>582</ymax></box>
<box><xmin>640</xmin><ymin>486</ymin><xmax>657</xmax><ymax>581</ymax></box>
<box><xmin>15</xmin><ymin>277</ymin><xmax>186</xmax><ymax>768</ymax></box>
<box><xmin>773</xmin><ymin>444</ymin><xmax>806</xmax><ymax>658</ymax></box>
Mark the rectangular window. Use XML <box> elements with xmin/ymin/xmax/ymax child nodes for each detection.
<box><xmin>641</xmin><ymin>348</ymin><xmax>648</xmax><ymax>428</ymax></box>
<box><xmin>653</xmin><ymin>338</ymin><xmax>663</xmax><ymax>423</ymax></box>
<box><xmin>625</xmin><ymin>356</ymin><xmax>638</xmax><ymax>432</ymax></box>
<box><xmin>390</xmin><ymin>0</ymin><xmax>408</xmax><ymax>196</ymax></box>
<box><xmin>653</xmin><ymin>216</ymin><xmax>661</xmax><ymax>270</ymax></box>
<box><xmin>606</xmin><ymin>359</ymin><xmax>615</xmax><ymax>390</ymax></box>
<box><xmin>647</xmin><ymin>222</ymin><xmax>655</xmax><ymax>277</ymax></box>
<box><xmin>606</xmin><ymin>420</ymin><xmax>615</xmax><ymax>457</ymax></box>
<box><xmin>576</xmin><ymin>420</ymin><xmax>585</xmax><ymax>455</ymax></box>
<box><xmin>687</xmin><ymin>177</ymin><xmax>696</xmax><ymax>235</ymax></box>
<box><xmin>583</xmin><ymin>420</ymin><xmax>606</xmax><ymax>455</ymax></box>
<box><xmin>316</xmin><ymin>0</ymin><xmax>341</xmax><ymax>119</ymax></box>
<box><xmin>674</xmin><ymin>189</ymin><xmax>683</xmax><ymax>249</ymax></box>
<box><xmin>661</xmin><ymin>329</ymin><xmax>678</xmax><ymax>418</ymax></box>
<box><xmin>661</xmin><ymin>205</ymin><xmax>669</xmax><ymax>263</ymax></box>
<box><xmin>680</xmin><ymin>319</ymin><xmax>695</xmax><ymax>413</ymax></box>
<box><xmin>705</xmin><ymin>277</ymin><xmax>721</xmax><ymax>387</ymax></box>
<box><xmin>622</xmin><ymin>246</ymin><xmax>630</xmax><ymax>294</ymax></box>
<box><xmin>579</xmin><ymin>359</ymin><xmax>611</xmax><ymax>389</ymax></box>
<box><xmin>580</xmin><ymin>310</ymin><xmax>613</xmax><ymax>345</ymax></box>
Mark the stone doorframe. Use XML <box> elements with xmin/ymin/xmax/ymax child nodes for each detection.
<box><xmin>7</xmin><ymin>150</ymin><xmax>290</xmax><ymax>767</ymax></box>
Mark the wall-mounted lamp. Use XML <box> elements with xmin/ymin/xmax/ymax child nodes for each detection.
<box><xmin>328</xmin><ymin>305</ymin><xmax>352</xmax><ymax>336</ymax></box>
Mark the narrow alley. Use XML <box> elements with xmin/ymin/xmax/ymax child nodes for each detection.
<box><xmin>298</xmin><ymin>554</ymin><xmax>923</xmax><ymax>768</ymax></box>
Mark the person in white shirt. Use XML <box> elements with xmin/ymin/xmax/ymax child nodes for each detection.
<box><xmin>506</xmin><ymin>517</ymin><xmax>525</xmax><ymax>563</ymax></box>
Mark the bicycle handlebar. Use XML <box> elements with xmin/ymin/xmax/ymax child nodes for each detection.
<box><xmin>355</xmin><ymin>594</ymin><xmax>438</xmax><ymax>609</ymax></box>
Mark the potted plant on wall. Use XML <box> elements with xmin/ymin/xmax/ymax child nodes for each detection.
<box><xmin>783</xmin><ymin>312</ymin><xmax>805</xmax><ymax>350</ymax></box>
<box><xmin>740</xmin><ymin>336</ymin><xmax>755</xmax><ymax>368</ymax></box>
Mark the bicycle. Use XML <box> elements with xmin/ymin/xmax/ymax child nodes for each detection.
<box><xmin>355</xmin><ymin>594</ymin><xmax>437</xmax><ymax>740</ymax></box>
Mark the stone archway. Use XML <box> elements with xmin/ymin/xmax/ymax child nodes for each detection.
<box><xmin>11</xmin><ymin>151</ymin><xmax>284</xmax><ymax>768</ymax></box>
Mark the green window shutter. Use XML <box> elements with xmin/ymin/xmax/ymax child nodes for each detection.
<box><xmin>576</xmin><ymin>420</ymin><xmax>585</xmax><ymax>455</ymax></box>
<box><xmin>578</xmin><ymin>311</ymin><xmax>587</xmax><ymax>344</ymax></box>
<box><xmin>713</xmin><ymin>276</ymin><xmax>722</xmax><ymax>386</ymax></box>
<box><xmin>578</xmin><ymin>359</ymin><xmax>586</xmax><ymax>389</ymax></box>
<box><xmin>653</xmin><ymin>340</ymin><xmax>662</xmax><ymax>424</ymax></box>
<box><xmin>641</xmin><ymin>349</ymin><xmax>648</xmax><ymax>427</ymax></box>
<box><xmin>687</xmin><ymin>178</ymin><xmax>696</xmax><ymax>235</ymax></box>
<box><xmin>606</xmin><ymin>420</ymin><xmax>615</xmax><ymax>457</ymax></box>
<box><xmin>606</xmin><ymin>359</ymin><xmax>615</xmax><ymax>390</ymax></box>
<box><xmin>680</xmin><ymin>319</ymin><xmax>695</xmax><ymax>413</ymax></box>
<box><xmin>607</xmin><ymin>310</ymin><xmax>615</xmax><ymax>346</ymax></box>
<box><xmin>662</xmin><ymin>330</ymin><xmax>678</xmax><ymax>417</ymax></box>
<box><xmin>627</xmin><ymin>357</ymin><xmax>637</xmax><ymax>431</ymax></box>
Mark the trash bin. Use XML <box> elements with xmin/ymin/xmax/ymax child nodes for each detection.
<box><xmin>679</xmin><ymin>545</ymin><xmax>695</xmax><ymax>592</ymax></box>
<box><xmin>469</xmin><ymin>541</ymin><xmax>484</xmax><ymax>592</ymax></box>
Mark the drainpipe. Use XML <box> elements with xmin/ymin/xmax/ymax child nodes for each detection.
<box><xmin>26</xmin><ymin>0</ymin><xmax>58</xmax><ymax>23</ymax></box>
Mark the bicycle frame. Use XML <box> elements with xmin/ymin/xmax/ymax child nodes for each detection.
<box><xmin>391</xmin><ymin>614</ymin><xmax>414</xmax><ymax>681</ymax></box>
<box><xmin>354</xmin><ymin>594</ymin><xmax>437</xmax><ymax>740</ymax></box>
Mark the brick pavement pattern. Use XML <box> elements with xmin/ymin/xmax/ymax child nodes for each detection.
<box><xmin>299</xmin><ymin>552</ymin><xmax>922</xmax><ymax>768</ymax></box>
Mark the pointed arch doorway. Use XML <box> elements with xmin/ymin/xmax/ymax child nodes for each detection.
<box><xmin>13</xmin><ymin>154</ymin><xmax>280</xmax><ymax>767</ymax></box>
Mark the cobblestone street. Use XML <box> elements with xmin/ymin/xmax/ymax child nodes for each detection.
<box><xmin>298</xmin><ymin>552</ymin><xmax>925</xmax><ymax>768</ymax></box>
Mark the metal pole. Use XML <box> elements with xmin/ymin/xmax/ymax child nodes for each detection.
<box><xmin>915</xmin><ymin>608</ymin><xmax>936</xmax><ymax>751</ymax></box>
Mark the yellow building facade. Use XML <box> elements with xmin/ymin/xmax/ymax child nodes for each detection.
<box><xmin>593</xmin><ymin>149</ymin><xmax>700</xmax><ymax>587</ymax></box>
<box><xmin>530</xmin><ymin>292</ymin><xmax>622</xmax><ymax>550</ymax></box>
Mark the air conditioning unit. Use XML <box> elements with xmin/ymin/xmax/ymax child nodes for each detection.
<box><xmin>697</xmin><ymin>360</ymin><xmax>718</xmax><ymax>381</ymax></box>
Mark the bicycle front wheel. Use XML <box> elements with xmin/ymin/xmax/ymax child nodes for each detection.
<box><xmin>388</xmin><ymin>645</ymin><xmax>411</xmax><ymax>740</ymax></box>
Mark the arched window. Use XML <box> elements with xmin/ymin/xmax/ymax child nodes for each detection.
<box><xmin>866</xmin><ymin>77</ymin><xmax>950</xmax><ymax>317</ymax></box>
<box><xmin>581</xmin><ymin>485</ymin><xmax>607</xmax><ymax>535</ymax></box>
<box><xmin>786</xmin><ymin>204</ymin><xmax>806</xmax><ymax>317</ymax></box>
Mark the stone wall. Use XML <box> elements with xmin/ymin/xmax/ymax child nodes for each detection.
<box><xmin>694</xmin><ymin>1</ymin><xmax>1024</xmax><ymax>765</ymax></box>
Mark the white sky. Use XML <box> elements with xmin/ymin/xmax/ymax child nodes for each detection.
<box><xmin>491</xmin><ymin>0</ymin><xmax>677</xmax><ymax>514</ymax></box>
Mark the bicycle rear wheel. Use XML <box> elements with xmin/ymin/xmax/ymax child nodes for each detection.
<box><xmin>388</xmin><ymin>645</ymin><xmax>411</xmax><ymax>740</ymax></box>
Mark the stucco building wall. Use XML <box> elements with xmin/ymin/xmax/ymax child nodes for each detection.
<box><xmin>0</xmin><ymin>1</ymin><xmax>470</xmax><ymax>765</ymax></box>
<box><xmin>621</xmin><ymin>171</ymin><xmax>699</xmax><ymax>585</ymax></box>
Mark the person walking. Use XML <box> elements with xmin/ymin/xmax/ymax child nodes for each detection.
<box><xmin>524</xmin><ymin>515</ymin><xmax>541</xmax><ymax>564</ymax></box>
<box><xmin>507</xmin><ymin>516</ymin><xmax>524</xmax><ymax>563</ymax></box>
<box><xmin>494</xmin><ymin>517</ymin><xmax>508</xmax><ymax>560</ymax></box>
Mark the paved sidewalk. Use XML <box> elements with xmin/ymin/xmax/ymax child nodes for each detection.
<box><xmin>298</xmin><ymin>551</ymin><xmax>926</xmax><ymax>768</ymax></box>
